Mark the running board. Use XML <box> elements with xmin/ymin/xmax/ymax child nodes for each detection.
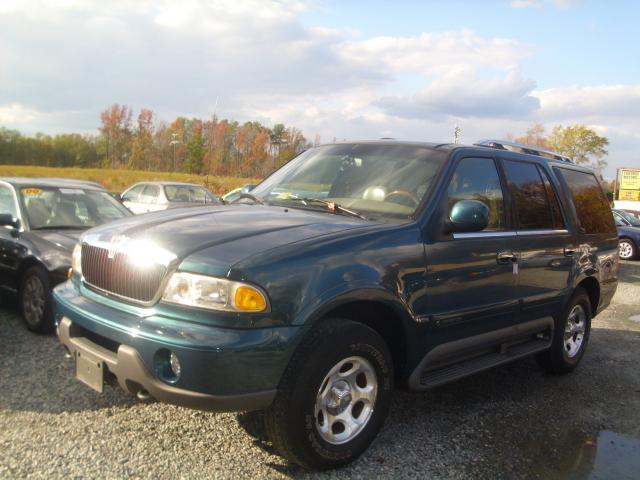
<box><xmin>419</xmin><ymin>338</ymin><xmax>550</xmax><ymax>389</ymax></box>
<box><xmin>407</xmin><ymin>317</ymin><xmax>554</xmax><ymax>391</ymax></box>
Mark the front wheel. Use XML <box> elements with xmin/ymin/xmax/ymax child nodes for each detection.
<box><xmin>264</xmin><ymin>318</ymin><xmax>393</xmax><ymax>470</ymax></box>
<box><xmin>537</xmin><ymin>288</ymin><xmax>591</xmax><ymax>374</ymax></box>
<box><xmin>19</xmin><ymin>266</ymin><xmax>54</xmax><ymax>333</ymax></box>
<box><xmin>618</xmin><ymin>239</ymin><xmax>636</xmax><ymax>260</ymax></box>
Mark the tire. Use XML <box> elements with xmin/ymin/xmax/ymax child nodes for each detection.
<box><xmin>19</xmin><ymin>265</ymin><xmax>54</xmax><ymax>333</ymax></box>
<box><xmin>618</xmin><ymin>238</ymin><xmax>636</xmax><ymax>260</ymax></box>
<box><xmin>536</xmin><ymin>288</ymin><xmax>591</xmax><ymax>374</ymax></box>
<box><xmin>264</xmin><ymin>318</ymin><xmax>394</xmax><ymax>470</ymax></box>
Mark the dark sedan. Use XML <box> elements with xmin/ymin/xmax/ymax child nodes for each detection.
<box><xmin>613</xmin><ymin>209</ymin><xmax>640</xmax><ymax>260</ymax></box>
<box><xmin>0</xmin><ymin>178</ymin><xmax>131</xmax><ymax>332</ymax></box>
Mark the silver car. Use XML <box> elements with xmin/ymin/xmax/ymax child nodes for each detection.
<box><xmin>120</xmin><ymin>182</ymin><xmax>220</xmax><ymax>214</ymax></box>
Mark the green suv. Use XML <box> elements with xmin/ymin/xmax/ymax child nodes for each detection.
<box><xmin>54</xmin><ymin>140</ymin><xmax>618</xmax><ymax>469</ymax></box>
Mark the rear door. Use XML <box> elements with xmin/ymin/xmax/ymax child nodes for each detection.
<box><xmin>501</xmin><ymin>159</ymin><xmax>572</xmax><ymax>321</ymax></box>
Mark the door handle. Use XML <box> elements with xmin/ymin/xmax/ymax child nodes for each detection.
<box><xmin>564</xmin><ymin>248</ymin><xmax>576</xmax><ymax>257</ymax></box>
<box><xmin>497</xmin><ymin>251</ymin><xmax>516</xmax><ymax>265</ymax></box>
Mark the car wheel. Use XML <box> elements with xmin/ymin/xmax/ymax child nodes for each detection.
<box><xmin>536</xmin><ymin>287</ymin><xmax>591</xmax><ymax>374</ymax></box>
<box><xmin>19</xmin><ymin>265</ymin><xmax>54</xmax><ymax>333</ymax></box>
<box><xmin>264</xmin><ymin>318</ymin><xmax>393</xmax><ymax>470</ymax></box>
<box><xmin>618</xmin><ymin>239</ymin><xmax>636</xmax><ymax>260</ymax></box>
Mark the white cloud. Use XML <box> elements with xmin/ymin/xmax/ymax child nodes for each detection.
<box><xmin>535</xmin><ymin>84</ymin><xmax>640</xmax><ymax>120</ymax></box>
<box><xmin>0</xmin><ymin>0</ymin><xmax>636</xmax><ymax>178</ymax></box>
<box><xmin>376</xmin><ymin>69</ymin><xmax>539</xmax><ymax>119</ymax></box>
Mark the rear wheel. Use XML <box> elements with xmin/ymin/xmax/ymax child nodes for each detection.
<box><xmin>264</xmin><ymin>318</ymin><xmax>393</xmax><ymax>470</ymax></box>
<box><xmin>618</xmin><ymin>239</ymin><xmax>636</xmax><ymax>260</ymax></box>
<box><xmin>19</xmin><ymin>266</ymin><xmax>53</xmax><ymax>333</ymax></box>
<box><xmin>537</xmin><ymin>288</ymin><xmax>591</xmax><ymax>374</ymax></box>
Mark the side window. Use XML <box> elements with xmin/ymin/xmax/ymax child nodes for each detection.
<box><xmin>503</xmin><ymin>160</ymin><xmax>555</xmax><ymax>230</ymax></box>
<box><xmin>0</xmin><ymin>185</ymin><xmax>18</xmax><ymax>218</ymax></box>
<box><xmin>555</xmin><ymin>168</ymin><xmax>616</xmax><ymax>234</ymax></box>
<box><xmin>448</xmin><ymin>157</ymin><xmax>505</xmax><ymax>231</ymax></box>
<box><xmin>539</xmin><ymin>167</ymin><xmax>565</xmax><ymax>229</ymax></box>
<box><xmin>139</xmin><ymin>185</ymin><xmax>160</xmax><ymax>204</ymax></box>
<box><xmin>613</xmin><ymin>213</ymin><xmax>627</xmax><ymax>227</ymax></box>
<box><xmin>122</xmin><ymin>185</ymin><xmax>144</xmax><ymax>202</ymax></box>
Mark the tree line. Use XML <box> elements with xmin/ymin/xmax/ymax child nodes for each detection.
<box><xmin>509</xmin><ymin>123</ymin><xmax>609</xmax><ymax>175</ymax></box>
<box><xmin>0</xmin><ymin>104</ymin><xmax>313</xmax><ymax>177</ymax></box>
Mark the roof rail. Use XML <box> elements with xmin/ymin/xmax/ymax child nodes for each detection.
<box><xmin>475</xmin><ymin>139</ymin><xmax>573</xmax><ymax>163</ymax></box>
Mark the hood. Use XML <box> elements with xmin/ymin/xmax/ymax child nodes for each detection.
<box><xmin>29</xmin><ymin>229</ymin><xmax>83</xmax><ymax>253</ymax></box>
<box><xmin>82</xmin><ymin>205</ymin><xmax>376</xmax><ymax>272</ymax></box>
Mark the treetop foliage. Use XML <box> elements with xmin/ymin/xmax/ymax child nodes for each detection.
<box><xmin>0</xmin><ymin>104</ymin><xmax>311</xmax><ymax>178</ymax></box>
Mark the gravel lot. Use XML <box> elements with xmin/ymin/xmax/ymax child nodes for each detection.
<box><xmin>1</xmin><ymin>263</ymin><xmax>640</xmax><ymax>479</ymax></box>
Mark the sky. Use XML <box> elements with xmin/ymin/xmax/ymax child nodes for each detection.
<box><xmin>0</xmin><ymin>0</ymin><xmax>638</xmax><ymax>178</ymax></box>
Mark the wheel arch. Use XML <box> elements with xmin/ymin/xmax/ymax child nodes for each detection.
<box><xmin>575</xmin><ymin>276</ymin><xmax>600</xmax><ymax>315</ymax></box>
<box><xmin>318</xmin><ymin>300</ymin><xmax>410</xmax><ymax>383</ymax></box>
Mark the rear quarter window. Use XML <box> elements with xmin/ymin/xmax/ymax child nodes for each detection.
<box><xmin>555</xmin><ymin>168</ymin><xmax>616</xmax><ymax>234</ymax></box>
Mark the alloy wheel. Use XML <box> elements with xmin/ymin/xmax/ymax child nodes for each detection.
<box><xmin>564</xmin><ymin>304</ymin><xmax>586</xmax><ymax>358</ymax></box>
<box><xmin>314</xmin><ymin>356</ymin><xmax>378</xmax><ymax>445</ymax></box>
<box><xmin>23</xmin><ymin>275</ymin><xmax>46</xmax><ymax>327</ymax></box>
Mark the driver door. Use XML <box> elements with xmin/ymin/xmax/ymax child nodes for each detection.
<box><xmin>425</xmin><ymin>157</ymin><xmax>520</xmax><ymax>338</ymax></box>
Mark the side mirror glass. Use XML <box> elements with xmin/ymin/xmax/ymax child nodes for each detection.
<box><xmin>446</xmin><ymin>200</ymin><xmax>489</xmax><ymax>233</ymax></box>
<box><xmin>0</xmin><ymin>214</ymin><xmax>20</xmax><ymax>229</ymax></box>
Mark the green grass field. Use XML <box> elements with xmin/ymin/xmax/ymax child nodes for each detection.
<box><xmin>0</xmin><ymin>165</ymin><xmax>259</xmax><ymax>195</ymax></box>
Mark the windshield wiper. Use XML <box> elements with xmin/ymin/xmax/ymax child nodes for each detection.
<box><xmin>231</xmin><ymin>193</ymin><xmax>264</xmax><ymax>205</ymax></box>
<box><xmin>32</xmin><ymin>225</ymin><xmax>86</xmax><ymax>230</ymax></box>
<box><xmin>289</xmin><ymin>197</ymin><xmax>367</xmax><ymax>220</ymax></box>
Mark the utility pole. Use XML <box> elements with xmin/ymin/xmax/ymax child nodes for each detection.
<box><xmin>453</xmin><ymin>125</ymin><xmax>461</xmax><ymax>144</ymax></box>
<box><xmin>170</xmin><ymin>133</ymin><xmax>180</xmax><ymax>171</ymax></box>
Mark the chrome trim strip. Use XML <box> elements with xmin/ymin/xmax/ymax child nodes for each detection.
<box><xmin>517</xmin><ymin>229</ymin><xmax>569</xmax><ymax>236</ymax></box>
<box><xmin>453</xmin><ymin>231</ymin><xmax>517</xmax><ymax>239</ymax></box>
<box><xmin>453</xmin><ymin>229</ymin><xmax>569</xmax><ymax>239</ymax></box>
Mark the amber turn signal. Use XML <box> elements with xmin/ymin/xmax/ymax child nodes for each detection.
<box><xmin>234</xmin><ymin>286</ymin><xmax>267</xmax><ymax>312</ymax></box>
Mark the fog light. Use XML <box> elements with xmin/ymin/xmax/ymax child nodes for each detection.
<box><xmin>169</xmin><ymin>351</ymin><xmax>181</xmax><ymax>378</ymax></box>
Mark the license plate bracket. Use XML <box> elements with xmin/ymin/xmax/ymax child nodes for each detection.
<box><xmin>75</xmin><ymin>350</ymin><xmax>104</xmax><ymax>393</ymax></box>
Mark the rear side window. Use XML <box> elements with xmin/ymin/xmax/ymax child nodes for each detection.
<box><xmin>448</xmin><ymin>157</ymin><xmax>505</xmax><ymax>231</ymax></box>
<box><xmin>555</xmin><ymin>168</ymin><xmax>616</xmax><ymax>234</ymax></box>
<box><xmin>122</xmin><ymin>184</ymin><xmax>144</xmax><ymax>202</ymax></box>
<box><xmin>503</xmin><ymin>160</ymin><xmax>562</xmax><ymax>230</ymax></box>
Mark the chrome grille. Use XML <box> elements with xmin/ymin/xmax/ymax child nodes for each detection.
<box><xmin>81</xmin><ymin>244</ymin><xmax>166</xmax><ymax>303</ymax></box>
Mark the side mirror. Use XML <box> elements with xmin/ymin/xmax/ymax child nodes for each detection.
<box><xmin>446</xmin><ymin>200</ymin><xmax>489</xmax><ymax>233</ymax></box>
<box><xmin>0</xmin><ymin>214</ymin><xmax>20</xmax><ymax>230</ymax></box>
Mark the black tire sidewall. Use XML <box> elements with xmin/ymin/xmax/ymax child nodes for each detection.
<box><xmin>19</xmin><ymin>266</ymin><xmax>53</xmax><ymax>333</ymax></box>
<box><xmin>557</xmin><ymin>291</ymin><xmax>592</xmax><ymax>368</ymax></box>
<box><xmin>285</xmin><ymin>321</ymin><xmax>393</xmax><ymax>468</ymax></box>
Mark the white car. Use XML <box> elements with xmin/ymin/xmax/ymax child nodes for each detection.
<box><xmin>120</xmin><ymin>182</ymin><xmax>220</xmax><ymax>214</ymax></box>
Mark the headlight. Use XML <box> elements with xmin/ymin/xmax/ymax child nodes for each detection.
<box><xmin>71</xmin><ymin>243</ymin><xmax>82</xmax><ymax>276</ymax></box>
<box><xmin>161</xmin><ymin>272</ymin><xmax>269</xmax><ymax>313</ymax></box>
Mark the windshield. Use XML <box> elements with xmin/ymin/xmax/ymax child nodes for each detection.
<box><xmin>19</xmin><ymin>186</ymin><xmax>130</xmax><ymax>230</ymax></box>
<box><xmin>250</xmin><ymin>144</ymin><xmax>447</xmax><ymax>219</ymax></box>
<box><xmin>617</xmin><ymin>210</ymin><xmax>640</xmax><ymax>227</ymax></box>
<box><xmin>164</xmin><ymin>185</ymin><xmax>219</xmax><ymax>204</ymax></box>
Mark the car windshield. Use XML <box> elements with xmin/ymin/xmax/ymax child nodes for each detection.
<box><xmin>249</xmin><ymin>143</ymin><xmax>447</xmax><ymax>220</ymax></box>
<box><xmin>616</xmin><ymin>210</ymin><xmax>640</xmax><ymax>227</ymax></box>
<box><xmin>19</xmin><ymin>186</ymin><xmax>130</xmax><ymax>230</ymax></box>
<box><xmin>164</xmin><ymin>185</ymin><xmax>219</xmax><ymax>204</ymax></box>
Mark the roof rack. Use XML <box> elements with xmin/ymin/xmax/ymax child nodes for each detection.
<box><xmin>475</xmin><ymin>139</ymin><xmax>573</xmax><ymax>163</ymax></box>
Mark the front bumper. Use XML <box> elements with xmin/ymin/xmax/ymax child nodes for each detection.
<box><xmin>57</xmin><ymin>317</ymin><xmax>274</xmax><ymax>412</ymax></box>
<box><xmin>54</xmin><ymin>282</ymin><xmax>305</xmax><ymax>412</ymax></box>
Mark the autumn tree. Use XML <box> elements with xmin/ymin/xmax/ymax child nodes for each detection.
<box><xmin>99</xmin><ymin>104</ymin><xmax>132</xmax><ymax>168</ymax></box>
<box><xmin>548</xmin><ymin>125</ymin><xmax>609</xmax><ymax>174</ymax></box>
<box><xmin>185</xmin><ymin>120</ymin><xmax>205</xmax><ymax>174</ymax></box>
<box><xmin>514</xmin><ymin>123</ymin><xmax>549</xmax><ymax>149</ymax></box>
<box><xmin>129</xmin><ymin>109</ymin><xmax>155</xmax><ymax>170</ymax></box>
